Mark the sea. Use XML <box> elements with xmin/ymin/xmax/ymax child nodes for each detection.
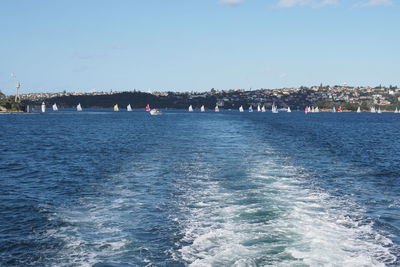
<box><xmin>0</xmin><ymin>109</ymin><xmax>399</xmax><ymax>266</ymax></box>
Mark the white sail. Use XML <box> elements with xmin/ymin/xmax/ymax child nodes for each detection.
<box><xmin>370</xmin><ymin>106</ymin><xmax>376</xmax><ymax>113</ymax></box>
<box><xmin>77</xmin><ymin>103</ymin><xmax>82</xmax><ymax>111</ymax></box>
<box><xmin>239</xmin><ymin>106</ymin><xmax>244</xmax><ymax>112</ymax></box>
<box><xmin>315</xmin><ymin>107</ymin><xmax>319</xmax><ymax>113</ymax></box>
<box><xmin>114</xmin><ymin>104</ymin><xmax>119</xmax><ymax>112</ymax></box>
<box><xmin>357</xmin><ymin>107</ymin><xmax>361</xmax><ymax>113</ymax></box>
<box><xmin>41</xmin><ymin>102</ymin><xmax>46</xmax><ymax>113</ymax></box>
<box><xmin>188</xmin><ymin>105</ymin><xmax>193</xmax><ymax>112</ymax></box>
<box><xmin>52</xmin><ymin>103</ymin><xmax>58</xmax><ymax>111</ymax></box>
<box><xmin>261</xmin><ymin>105</ymin><xmax>266</xmax><ymax>112</ymax></box>
<box><xmin>200</xmin><ymin>105</ymin><xmax>205</xmax><ymax>112</ymax></box>
<box><xmin>287</xmin><ymin>106</ymin><xmax>291</xmax><ymax>113</ymax></box>
<box><xmin>332</xmin><ymin>106</ymin><xmax>336</xmax><ymax>113</ymax></box>
<box><xmin>257</xmin><ymin>105</ymin><xmax>261</xmax><ymax>112</ymax></box>
<box><xmin>395</xmin><ymin>107</ymin><xmax>399</xmax><ymax>114</ymax></box>
<box><xmin>272</xmin><ymin>104</ymin><xmax>278</xmax><ymax>113</ymax></box>
<box><xmin>215</xmin><ymin>105</ymin><xmax>219</xmax><ymax>112</ymax></box>
<box><xmin>249</xmin><ymin>106</ymin><xmax>253</xmax><ymax>112</ymax></box>
<box><xmin>377</xmin><ymin>107</ymin><xmax>382</xmax><ymax>114</ymax></box>
<box><xmin>127</xmin><ymin>104</ymin><xmax>132</xmax><ymax>112</ymax></box>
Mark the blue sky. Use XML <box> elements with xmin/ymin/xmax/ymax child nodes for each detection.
<box><xmin>0</xmin><ymin>0</ymin><xmax>399</xmax><ymax>94</ymax></box>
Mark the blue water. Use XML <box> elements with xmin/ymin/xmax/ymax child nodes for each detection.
<box><xmin>1</xmin><ymin>110</ymin><xmax>399</xmax><ymax>266</ymax></box>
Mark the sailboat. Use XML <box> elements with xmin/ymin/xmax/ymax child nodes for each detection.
<box><xmin>239</xmin><ymin>106</ymin><xmax>244</xmax><ymax>112</ymax></box>
<box><xmin>114</xmin><ymin>104</ymin><xmax>119</xmax><ymax>112</ymax></box>
<box><xmin>200</xmin><ymin>105</ymin><xmax>205</xmax><ymax>112</ymax></box>
<box><xmin>272</xmin><ymin>103</ymin><xmax>278</xmax><ymax>113</ymax></box>
<box><xmin>257</xmin><ymin>105</ymin><xmax>261</xmax><ymax>112</ymax></box>
<box><xmin>332</xmin><ymin>106</ymin><xmax>336</xmax><ymax>113</ymax></box>
<box><xmin>145</xmin><ymin>104</ymin><xmax>151</xmax><ymax>111</ymax></box>
<box><xmin>41</xmin><ymin>102</ymin><xmax>46</xmax><ymax>113</ymax></box>
<box><xmin>287</xmin><ymin>106</ymin><xmax>291</xmax><ymax>113</ymax></box>
<box><xmin>249</xmin><ymin>106</ymin><xmax>253</xmax><ymax>112</ymax></box>
<box><xmin>315</xmin><ymin>107</ymin><xmax>319</xmax><ymax>113</ymax></box>
<box><xmin>77</xmin><ymin>103</ymin><xmax>82</xmax><ymax>111</ymax></box>
<box><xmin>261</xmin><ymin>105</ymin><xmax>266</xmax><ymax>112</ymax></box>
<box><xmin>357</xmin><ymin>107</ymin><xmax>361</xmax><ymax>113</ymax></box>
<box><xmin>377</xmin><ymin>107</ymin><xmax>382</xmax><ymax>114</ymax></box>
<box><xmin>127</xmin><ymin>104</ymin><xmax>132</xmax><ymax>112</ymax></box>
<box><xmin>370</xmin><ymin>106</ymin><xmax>376</xmax><ymax>113</ymax></box>
<box><xmin>215</xmin><ymin>105</ymin><xmax>220</xmax><ymax>112</ymax></box>
<box><xmin>338</xmin><ymin>106</ymin><xmax>342</xmax><ymax>112</ymax></box>
<box><xmin>188</xmin><ymin>105</ymin><xmax>193</xmax><ymax>112</ymax></box>
<box><xmin>52</xmin><ymin>103</ymin><xmax>58</xmax><ymax>111</ymax></box>
<box><xmin>395</xmin><ymin>107</ymin><xmax>399</xmax><ymax>114</ymax></box>
<box><xmin>305</xmin><ymin>106</ymin><xmax>309</xmax><ymax>114</ymax></box>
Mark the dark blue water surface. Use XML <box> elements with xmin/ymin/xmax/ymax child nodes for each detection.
<box><xmin>1</xmin><ymin>110</ymin><xmax>399</xmax><ymax>266</ymax></box>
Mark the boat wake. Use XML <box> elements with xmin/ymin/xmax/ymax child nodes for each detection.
<box><xmin>176</xmin><ymin>153</ymin><xmax>397</xmax><ymax>266</ymax></box>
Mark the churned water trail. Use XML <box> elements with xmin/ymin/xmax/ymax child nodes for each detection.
<box><xmin>0</xmin><ymin>110</ymin><xmax>399</xmax><ymax>266</ymax></box>
<box><xmin>173</xmin><ymin>114</ymin><xmax>397</xmax><ymax>266</ymax></box>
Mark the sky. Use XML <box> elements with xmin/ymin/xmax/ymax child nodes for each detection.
<box><xmin>0</xmin><ymin>0</ymin><xmax>399</xmax><ymax>94</ymax></box>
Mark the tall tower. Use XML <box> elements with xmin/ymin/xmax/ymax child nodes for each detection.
<box><xmin>15</xmin><ymin>82</ymin><xmax>20</xmax><ymax>102</ymax></box>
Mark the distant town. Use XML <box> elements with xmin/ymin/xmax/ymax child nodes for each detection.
<box><xmin>1</xmin><ymin>85</ymin><xmax>400</xmax><ymax>111</ymax></box>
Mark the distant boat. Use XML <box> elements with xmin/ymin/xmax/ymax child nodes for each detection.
<box><xmin>357</xmin><ymin>107</ymin><xmax>361</xmax><ymax>113</ymax></box>
<box><xmin>52</xmin><ymin>103</ymin><xmax>58</xmax><ymax>111</ymax></box>
<box><xmin>114</xmin><ymin>104</ymin><xmax>119</xmax><ymax>112</ymax></box>
<box><xmin>249</xmin><ymin>105</ymin><xmax>253</xmax><ymax>112</ymax></box>
<box><xmin>315</xmin><ymin>107</ymin><xmax>319</xmax><ymax>113</ymax></box>
<box><xmin>377</xmin><ymin>107</ymin><xmax>382</xmax><ymax>114</ymax></box>
<box><xmin>272</xmin><ymin>103</ymin><xmax>278</xmax><ymax>113</ymax></box>
<box><xmin>41</xmin><ymin>102</ymin><xmax>46</xmax><ymax>113</ymax></box>
<box><xmin>239</xmin><ymin>106</ymin><xmax>244</xmax><ymax>112</ymax></box>
<box><xmin>149</xmin><ymin>109</ymin><xmax>162</xmax><ymax>115</ymax></box>
<box><xmin>127</xmin><ymin>104</ymin><xmax>132</xmax><ymax>112</ymax></box>
<box><xmin>332</xmin><ymin>106</ymin><xmax>336</xmax><ymax>113</ymax></box>
<box><xmin>257</xmin><ymin>105</ymin><xmax>261</xmax><ymax>112</ymax></box>
<box><xmin>215</xmin><ymin>105</ymin><xmax>220</xmax><ymax>112</ymax></box>
<box><xmin>188</xmin><ymin>105</ymin><xmax>193</xmax><ymax>112</ymax></box>
<box><xmin>261</xmin><ymin>105</ymin><xmax>266</xmax><ymax>112</ymax></box>
<box><xmin>311</xmin><ymin>106</ymin><xmax>315</xmax><ymax>113</ymax></box>
<box><xmin>370</xmin><ymin>106</ymin><xmax>376</xmax><ymax>113</ymax></box>
<box><xmin>287</xmin><ymin>106</ymin><xmax>291</xmax><ymax>113</ymax></box>
<box><xmin>305</xmin><ymin>106</ymin><xmax>309</xmax><ymax>114</ymax></box>
<box><xmin>338</xmin><ymin>107</ymin><xmax>342</xmax><ymax>112</ymax></box>
<box><xmin>200</xmin><ymin>105</ymin><xmax>205</xmax><ymax>112</ymax></box>
<box><xmin>395</xmin><ymin>107</ymin><xmax>399</xmax><ymax>113</ymax></box>
<box><xmin>145</xmin><ymin>104</ymin><xmax>151</xmax><ymax>112</ymax></box>
<box><xmin>77</xmin><ymin>103</ymin><xmax>82</xmax><ymax>111</ymax></box>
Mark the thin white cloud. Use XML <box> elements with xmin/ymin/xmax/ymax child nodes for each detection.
<box><xmin>276</xmin><ymin>0</ymin><xmax>339</xmax><ymax>8</ymax></box>
<box><xmin>314</xmin><ymin>0</ymin><xmax>339</xmax><ymax>8</ymax></box>
<box><xmin>355</xmin><ymin>0</ymin><xmax>393</xmax><ymax>7</ymax></box>
<box><xmin>219</xmin><ymin>0</ymin><xmax>244</xmax><ymax>6</ymax></box>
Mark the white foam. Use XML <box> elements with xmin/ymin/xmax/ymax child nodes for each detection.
<box><xmin>177</xmin><ymin>155</ymin><xmax>398</xmax><ymax>266</ymax></box>
<box><xmin>44</xmin><ymin>173</ymin><xmax>139</xmax><ymax>266</ymax></box>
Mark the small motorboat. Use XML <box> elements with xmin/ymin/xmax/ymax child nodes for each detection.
<box><xmin>149</xmin><ymin>109</ymin><xmax>162</xmax><ymax>115</ymax></box>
